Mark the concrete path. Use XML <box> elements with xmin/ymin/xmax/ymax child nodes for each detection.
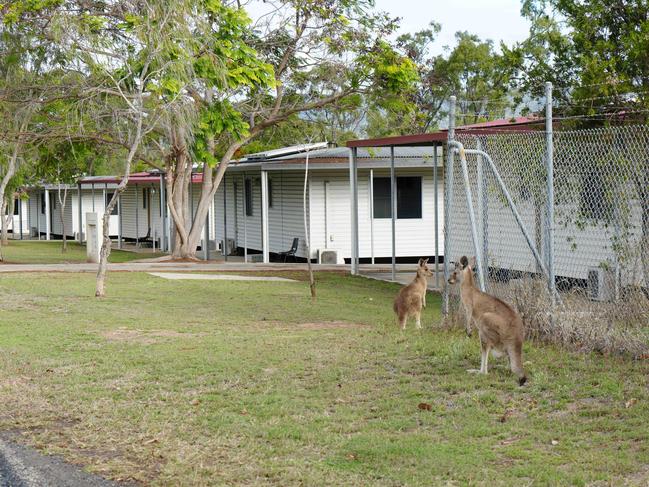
<box><xmin>0</xmin><ymin>261</ymin><xmax>445</xmax><ymax>291</ymax></box>
<box><xmin>361</xmin><ymin>271</ymin><xmax>444</xmax><ymax>291</ymax></box>
<box><xmin>0</xmin><ymin>434</ymin><xmax>122</xmax><ymax>487</ymax></box>
<box><xmin>0</xmin><ymin>262</ymin><xmax>347</xmax><ymax>273</ymax></box>
<box><xmin>148</xmin><ymin>272</ymin><xmax>297</xmax><ymax>282</ymax></box>
<box><xmin>0</xmin><ymin>262</ymin><xmax>421</xmax><ymax>274</ymax></box>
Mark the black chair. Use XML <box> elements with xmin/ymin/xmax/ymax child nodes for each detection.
<box><xmin>278</xmin><ymin>238</ymin><xmax>299</xmax><ymax>262</ymax></box>
<box><xmin>137</xmin><ymin>228</ymin><xmax>153</xmax><ymax>248</ymax></box>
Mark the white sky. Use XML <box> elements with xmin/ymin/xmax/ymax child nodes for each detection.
<box><xmin>246</xmin><ymin>0</ymin><xmax>532</xmax><ymax>54</ymax></box>
<box><xmin>373</xmin><ymin>0</ymin><xmax>531</xmax><ymax>53</ymax></box>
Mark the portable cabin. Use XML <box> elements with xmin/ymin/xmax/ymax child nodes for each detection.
<box><xmin>213</xmin><ymin>144</ymin><xmax>445</xmax><ymax>263</ymax></box>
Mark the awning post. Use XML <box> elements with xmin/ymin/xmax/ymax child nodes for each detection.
<box><xmin>390</xmin><ymin>146</ymin><xmax>396</xmax><ymax>281</ymax></box>
<box><xmin>261</xmin><ymin>170</ymin><xmax>270</xmax><ymax>263</ymax></box>
<box><xmin>45</xmin><ymin>188</ymin><xmax>51</xmax><ymax>241</ymax></box>
<box><xmin>77</xmin><ymin>183</ymin><xmax>83</xmax><ymax>243</ymax></box>
<box><xmin>349</xmin><ymin>147</ymin><xmax>359</xmax><ymax>275</ymax></box>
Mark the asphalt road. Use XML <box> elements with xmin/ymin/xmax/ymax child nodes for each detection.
<box><xmin>0</xmin><ymin>434</ymin><xmax>121</xmax><ymax>487</ymax></box>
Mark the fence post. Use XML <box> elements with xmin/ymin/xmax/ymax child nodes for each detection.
<box><xmin>545</xmin><ymin>82</ymin><xmax>556</xmax><ymax>303</ymax></box>
<box><xmin>390</xmin><ymin>145</ymin><xmax>396</xmax><ymax>281</ymax></box>
<box><xmin>434</xmin><ymin>145</ymin><xmax>439</xmax><ymax>289</ymax></box>
<box><xmin>476</xmin><ymin>136</ymin><xmax>489</xmax><ymax>286</ymax></box>
<box><xmin>443</xmin><ymin>96</ymin><xmax>456</xmax><ymax>316</ymax></box>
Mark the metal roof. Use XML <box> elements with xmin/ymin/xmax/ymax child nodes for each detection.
<box><xmin>346</xmin><ymin>117</ymin><xmax>544</xmax><ymax>148</ymax></box>
<box><xmin>70</xmin><ymin>145</ymin><xmax>443</xmax><ymax>185</ymax></box>
<box><xmin>233</xmin><ymin>146</ymin><xmax>437</xmax><ymax>164</ymax></box>
<box><xmin>242</xmin><ymin>142</ymin><xmax>329</xmax><ymax>161</ymax></box>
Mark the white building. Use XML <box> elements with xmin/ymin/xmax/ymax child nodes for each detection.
<box><xmin>214</xmin><ymin>144</ymin><xmax>445</xmax><ymax>263</ymax></box>
<box><xmin>17</xmin><ymin>172</ymin><xmax>214</xmax><ymax>253</ymax></box>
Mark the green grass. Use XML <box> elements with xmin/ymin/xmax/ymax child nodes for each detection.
<box><xmin>0</xmin><ymin>240</ymin><xmax>165</xmax><ymax>264</ymax></box>
<box><xmin>0</xmin><ymin>271</ymin><xmax>647</xmax><ymax>485</ymax></box>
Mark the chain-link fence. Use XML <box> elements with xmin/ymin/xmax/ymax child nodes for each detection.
<box><xmin>446</xmin><ymin>125</ymin><xmax>649</xmax><ymax>356</ymax></box>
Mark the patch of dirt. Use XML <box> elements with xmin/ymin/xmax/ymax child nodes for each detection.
<box><xmin>548</xmin><ymin>397</ymin><xmax>613</xmax><ymax>418</ymax></box>
<box><xmin>252</xmin><ymin>320</ymin><xmax>369</xmax><ymax>331</ymax></box>
<box><xmin>100</xmin><ymin>328</ymin><xmax>206</xmax><ymax>345</ymax></box>
<box><xmin>293</xmin><ymin>321</ymin><xmax>369</xmax><ymax>330</ymax></box>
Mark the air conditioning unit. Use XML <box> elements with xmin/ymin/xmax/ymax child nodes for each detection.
<box><xmin>587</xmin><ymin>267</ymin><xmax>614</xmax><ymax>302</ymax></box>
<box><xmin>201</xmin><ymin>239</ymin><xmax>218</xmax><ymax>251</ymax></box>
<box><xmin>221</xmin><ymin>238</ymin><xmax>236</xmax><ymax>256</ymax></box>
<box><xmin>318</xmin><ymin>249</ymin><xmax>339</xmax><ymax>264</ymax></box>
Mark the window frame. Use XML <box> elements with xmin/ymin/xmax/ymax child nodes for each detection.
<box><xmin>244</xmin><ymin>178</ymin><xmax>253</xmax><ymax>216</ymax></box>
<box><xmin>105</xmin><ymin>192</ymin><xmax>119</xmax><ymax>216</ymax></box>
<box><xmin>372</xmin><ymin>176</ymin><xmax>423</xmax><ymax>220</ymax></box>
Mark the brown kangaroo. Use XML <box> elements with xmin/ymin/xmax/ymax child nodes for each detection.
<box><xmin>448</xmin><ymin>256</ymin><xmax>527</xmax><ymax>386</ymax></box>
<box><xmin>393</xmin><ymin>258</ymin><xmax>432</xmax><ymax>330</ymax></box>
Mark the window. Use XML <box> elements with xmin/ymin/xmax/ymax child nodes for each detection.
<box><xmin>13</xmin><ymin>199</ymin><xmax>19</xmax><ymax>215</ymax></box>
<box><xmin>396</xmin><ymin>177</ymin><xmax>422</xmax><ymax>219</ymax></box>
<box><xmin>142</xmin><ymin>188</ymin><xmax>147</xmax><ymax>209</ymax></box>
<box><xmin>41</xmin><ymin>194</ymin><xmax>45</xmax><ymax>214</ymax></box>
<box><xmin>105</xmin><ymin>192</ymin><xmax>119</xmax><ymax>215</ymax></box>
<box><xmin>244</xmin><ymin>178</ymin><xmax>253</xmax><ymax>216</ymax></box>
<box><xmin>372</xmin><ymin>176</ymin><xmax>422</xmax><ymax>219</ymax></box>
<box><xmin>268</xmin><ymin>179</ymin><xmax>273</xmax><ymax>208</ymax></box>
<box><xmin>373</xmin><ymin>178</ymin><xmax>392</xmax><ymax>218</ymax></box>
<box><xmin>51</xmin><ymin>193</ymin><xmax>56</xmax><ymax>210</ymax></box>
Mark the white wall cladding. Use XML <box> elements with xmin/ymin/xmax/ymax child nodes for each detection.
<box><xmin>5</xmin><ymin>198</ymin><xmax>29</xmax><ymax>236</ymax></box>
<box><xmin>214</xmin><ymin>167</ymin><xmax>444</xmax><ymax>260</ymax></box>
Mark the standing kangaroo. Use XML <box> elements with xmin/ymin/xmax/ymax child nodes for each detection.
<box><xmin>393</xmin><ymin>258</ymin><xmax>433</xmax><ymax>330</ymax></box>
<box><xmin>448</xmin><ymin>256</ymin><xmax>527</xmax><ymax>386</ymax></box>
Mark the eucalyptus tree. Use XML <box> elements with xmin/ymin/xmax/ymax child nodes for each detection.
<box><xmin>5</xmin><ymin>0</ymin><xmax>192</xmax><ymax>294</ymax></box>
<box><xmin>159</xmin><ymin>0</ymin><xmax>418</xmax><ymax>259</ymax></box>
<box><xmin>0</xmin><ymin>64</ymin><xmax>40</xmax><ymax>250</ymax></box>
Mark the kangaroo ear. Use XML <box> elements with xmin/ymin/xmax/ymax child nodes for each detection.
<box><xmin>459</xmin><ymin>256</ymin><xmax>469</xmax><ymax>268</ymax></box>
<box><xmin>418</xmin><ymin>258</ymin><xmax>424</xmax><ymax>266</ymax></box>
<box><xmin>423</xmin><ymin>258</ymin><xmax>429</xmax><ymax>264</ymax></box>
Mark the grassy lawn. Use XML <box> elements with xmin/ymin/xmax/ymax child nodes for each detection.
<box><xmin>0</xmin><ymin>240</ymin><xmax>165</xmax><ymax>264</ymax></box>
<box><xmin>0</xmin><ymin>271</ymin><xmax>647</xmax><ymax>485</ymax></box>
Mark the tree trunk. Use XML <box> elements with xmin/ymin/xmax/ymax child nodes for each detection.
<box><xmin>95</xmin><ymin>106</ymin><xmax>144</xmax><ymax>297</ymax></box>
<box><xmin>0</xmin><ymin>146</ymin><xmax>21</xmax><ymax>248</ymax></box>
<box><xmin>59</xmin><ymin>186</ymin><xmax>68</xmax><ymax>253</ymax></box>
<box><xmin>0</xmin><ymin>197</ymin><xmax>9</xmax><ymax>256</ymax></box>
<box><xmin>303</xmin><ymin>150</ymin><xmax>316</xmax><ymax>301</ymax></box>
<box><xmin>166</xmin><ymin>131</ymin><xmax>243</xmax><ymax>260</ymax></box>
<box><xmin>1</xmin><ymin>197</ymin><xmax>11</xmax><ymax>246</ymax></box>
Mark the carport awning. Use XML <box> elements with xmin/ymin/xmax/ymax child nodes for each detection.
<box><xmin>346</xmin><ymin>117</ymin><xmax>544</xmax><ymax>148</ymax></box>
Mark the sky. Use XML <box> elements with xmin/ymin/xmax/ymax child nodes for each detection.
<box><xmin>373</xmin><ymin>0</ymin><xmax>532</xmax><ymax>54</ymax></box>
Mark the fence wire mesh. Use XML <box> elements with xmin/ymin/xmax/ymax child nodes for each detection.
<box><xmin>447</xmin><ymin>126</ymin><xmax>649</xmax><ymax>357</ymax></box>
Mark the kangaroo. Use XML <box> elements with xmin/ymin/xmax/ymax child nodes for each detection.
<box><xmin>448</xmin><ymin>256</ymin><xmax>527</xmax><ymax>386</ymax></box>
<box><xmin>393</xmin><ymin>258</ymin><xmax>433</xmax><ymax>330</ymax></box>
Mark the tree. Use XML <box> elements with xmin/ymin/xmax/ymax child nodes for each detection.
<box><xmin>6</xmin><ymin>0</ymin><xmax>188</xmax><ymax>294</ymax></box>
<box><xmin>0</xmin><ymin>24</ymin><xmax>41</xmax><ymax>251</ymax></box>
<box><xmin>4</xmin><ymin>0</ymin><xmax>419</xmax><ymax>266</ymax></box>
<box><xmin>36</xmin><ymin>141</ymin><xmax>94</xmax><ymax>252</ymax></box>
<box><xmin>159</xmin><ymin>0</ymin><xmax>418</xmax><ymax>259</ymax></box>
<box><xmin>366</xmin><ymin>28</ymin><xmax>525</xmax><ymax>138</ymax></box>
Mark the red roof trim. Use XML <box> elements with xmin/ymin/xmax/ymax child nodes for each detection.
<box><xmin>346</xmin><ymin>117</ymin><xmax>545</xmax><ymax>148</ymax></box>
